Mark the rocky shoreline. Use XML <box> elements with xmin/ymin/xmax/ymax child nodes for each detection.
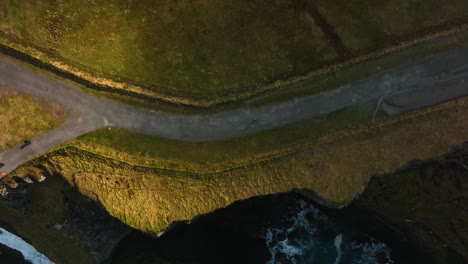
<box><xmin>110</xmin><ymin>192</ymin><xmax>397</xmax><ymax>264</ymax></box>
<box><xmin>0</xmin><ymin>241</ymin><xmax>29</xmax><ymax>264</ymax></box>
<box><xmin>0</xmin><ymin>170</ymin><xmax>130</xmax><ymax>264</ymax></box>
<box><xmin>343</xmin><ymin>142</ymin><xmax>468</xmax><ymax>264</ymax></box>
<box><xmin>110</xmin><ymin>142</ymin><xmax>468</xmax><ymax>264</ymax></box>
<box><xmin>110</xmin><ymin>192</ymin><xmax>305</xmax><ymax>264</ymax></box>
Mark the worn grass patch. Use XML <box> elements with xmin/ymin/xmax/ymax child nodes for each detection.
<box><xmin>14</xmin><ymin>97</ymin><xmax>468</xmax><ymax>234</ymax></box>
<box><xmin>0</xmin><ymin>86</ymin><xmax>67</xmax><ymax>151</ymax></box>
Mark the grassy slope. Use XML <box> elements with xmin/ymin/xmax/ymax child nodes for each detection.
<box><xmin>318</xmin><ymin>0</ymin><xmax>468</xmax><ymax>52</ymax></box>
<box><xmin>0</xmin><ymin>86</ymin><xmax>67</xmax><ymax>151</ymax></box>
<box><xmin>1</xmin><ymin>0</ymin><xmax>335</xmax><ymax>98</ymax></box>
<box><xmin>1</xmin><ymin>0</ymin><xmax>468</xmax><ymax>106</ymax></box>
<box><xmin>248</xmin><ymin>28</ymin><xmax>468</xmax><ymax>108</ymax></box>
<box><xmin>14</xmin><ymin>97</ymin><xmax>468</xmax><ymax>234</ymax></box>
<box><xmin>73</xmin><ymin>105</ymin><xmax>372</xmax><ymax>172</ymax></box>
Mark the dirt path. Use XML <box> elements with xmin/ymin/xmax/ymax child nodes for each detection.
<box><xmin>0</xmin><ymin>44</ymin><xmax>468</xmax><ymax>174</ymax></box>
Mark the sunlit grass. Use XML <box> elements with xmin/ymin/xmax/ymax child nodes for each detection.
<box><xmin>73</xmin><ymin>105</ymin><xmax>372</xmax><ymax>172</ymax></box>
<box><xmin>15</xmin><ymin>97</ymin><xmax>468</xmax><ymax>234</ymax></box>
<box><xmin>0</xmin><ymin>86</ymin><xmax>67</xmax><ymax>151</ymax></box>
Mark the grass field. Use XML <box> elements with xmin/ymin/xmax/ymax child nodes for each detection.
<box><xmin>0</xmin><ymin>0</ymin><xmax>336</xmax><ymax>99</ymax></box>
<box><xmin>317</xmin><ymin>0</ymin><xmax>468</xmax><ymax>52</ymax></box>
<box><xmin>0</xmin><ymin>86</ymin><xmax>67</xmax><ymax>151</ymax></box>
<box><xmin>13</xmin><ymin>97</ymin><xmax>468</xmax><ymax>234</ymax></box>
<box><xmin>1</xmin><ymin>0</ymin><xmax>468</xmax><ymax>107</ymax></box>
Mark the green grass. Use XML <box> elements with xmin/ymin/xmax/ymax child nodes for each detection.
<box><xmin>16</xmin><ymin>97</ymin><xmax>468</xmax><ymax>234</ymax></box>
<box><xmin>0</xmin><ymin>86</ymin><xmax>67</xmax><ymax>151</ymax></box>
<box><xmin>318</xmin><ymin>0</ymin><xmax>468</xmax><ymax>52</ymax></box>
<box><xmin>1</xmin><ymin>0</ymin><xmax>468</xmax><ymax>107</ymax></box>
<box><xmin>1</xmin><ymin>0</ymin><xmax>336</xmax><ymax>99</ymax></box>
<box><xmin>74</xmin><ymin>105</ymin><xmax>373</xmax><ymax>172</ymax></box>
<box><xmin>247</xmin><ymin>29</ymin><xmax>468</xmax><ymax>107</ymax></box>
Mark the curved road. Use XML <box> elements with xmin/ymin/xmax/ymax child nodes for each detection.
<box><xmin>1</xmin><ymin>45</ymin><xmax>468</xmax><ymax>174</ymax></box>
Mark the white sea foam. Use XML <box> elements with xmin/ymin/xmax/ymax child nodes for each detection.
<box><xmin>265</xmin><ymin>199</ymin><xmax>394</xmax><ymax>264</ymax></box>
<box><xmin>265</xmin><ymin>228</ymin><xmax>303</xmax><ymax>264</ymax></box>
<box><xmin>0</xmin><ymin>228</ymin><xmax>54</xmax><ymax>264</ymax></box>
<box><xmin>351</xmin><ymin>240</ymin><xmax>394</xmax><ymax>264</ymax></box>
<box><xmin>265</xmin><ymin>200</ymin><xmax>321</xmax><ymax>264</ymax></box>
<box><xmin>334</xmin><ymin>234</ymin><xmax>343</xmax><ymax>264</ymax></box>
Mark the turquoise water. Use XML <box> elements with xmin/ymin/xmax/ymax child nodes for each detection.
<box><xmin>265</xmin><ymin>201</ymin><xmax>393</xmax><ymax>264</ymax></box>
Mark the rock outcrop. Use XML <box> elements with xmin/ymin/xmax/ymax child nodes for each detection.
<box><xmin>0</xmin><ymin>172</ymin><xmax>130</xmax><ymax>264</ymax></box>
<box><xmin>342</xmin><ymin>143</ymin><xmax>468</xmax><ymax>264</ymax></box>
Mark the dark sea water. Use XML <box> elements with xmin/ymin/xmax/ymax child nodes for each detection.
<box><xmin>264</xmin><ymin>200</ymin><xmax>392</xmax><ymax>264</ymax></box>
<box><xmin>112</xmin><ymin>193</ymin><xmax>396</xmax><ymax>264</ymax></box>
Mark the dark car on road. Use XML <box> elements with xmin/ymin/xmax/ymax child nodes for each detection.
<box><xmin>20</xmin><ymin>140</ymin><xmax>31</xmax><ymax>149</ymax></box>
<box><xmin>0</xmin><ymin>163</ymin><xmax>4</xmax><ymax>168</ymax></box>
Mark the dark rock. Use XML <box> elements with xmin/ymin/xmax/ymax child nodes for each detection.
<box><xmin>0</xmin><ymin>170</ymin><xmax>130</xmax><ymax>264</ymax></box>
<box><xmin>342</xmin><ymin>142</ymin><xmax>468</xmax><ymax>264</ymax></box>
<box><xmin>353</xmin><ymin>235</ymin><xmax>374</xmax><ymax>246</ymax></box>
<box><xmin>110</xmin><ymin>193</ymin><xmax>306</xmax><ymax>264</ymax></box>
<box><xmin>287</xmin><ymin>228</ymin><xmax>304</xmax><ymax>241</ymax></box>
<box><xmin>376</xmin><ymin>251</ymin><xmax>390</xmax><ymax>264</ymax></box>
<box><xmin>277</xmin><ymin>232</ymin><xmax>287</xmax><ymax>241</ymax></box>
<box><xmin>0</xmin><ymin>243</ymin><xmax>30</xmax><ymax>264</ymax></box>
<box><xmin>305</xmin><ymin>212</ymin><xmax>317</xmax><ymax>224</ymax></box>
<box><xmin>275</xmin><ymin>252</ymin><xmax>290</xmax><ymax>264</ymax></box>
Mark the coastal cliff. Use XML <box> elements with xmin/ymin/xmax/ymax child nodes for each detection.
<box><xmin>342</xmin><ymin>142</ymin><xmax>468</xmax><ymax>264</ymax></box>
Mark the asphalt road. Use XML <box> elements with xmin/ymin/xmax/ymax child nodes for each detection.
<box><xmin>0</xmin><ymin>45</ymin><xmax>468</xmax><ymax>174</ymax></box>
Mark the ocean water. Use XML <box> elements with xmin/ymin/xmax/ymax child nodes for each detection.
<box><xmin>265</xmin><ymin>201</ymin><xmax>393</xmax><ymax>264</ymax></box>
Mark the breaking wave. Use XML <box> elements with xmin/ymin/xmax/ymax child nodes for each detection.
<box><xmin>265</xmin><ymin>200</ymin><xmax>393</xmax><ymax>264</ymax></box>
